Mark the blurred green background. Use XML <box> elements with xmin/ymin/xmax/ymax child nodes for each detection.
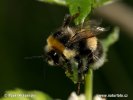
<box><xmin>0</xmin><ymin>0</ymin><xmax>133</xmax><ymax>100</ymax></box>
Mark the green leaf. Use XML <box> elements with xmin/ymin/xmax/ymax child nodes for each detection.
<box><xmin>65</xmin><ymin>62</ymin><xmax>78</xmax><ymax>84</ymax></box>
<box><xmin>38</xmin><ymin>0</ymin><xmax>67</xmax><ymax>6</ymax></box>
<box><xmin>0</xmin><ymin>89</ymin><xmax>52</xmax><ymax>100</ymax></box>
<box><xmin>66</xmin><ymin>0</ymin><xmax>92</xmax><ymax>25</ymax></box>
<box><xmin>101</xmin><ymin>27</ymin><xmax>120</xmax><ymax>52</ymax></box>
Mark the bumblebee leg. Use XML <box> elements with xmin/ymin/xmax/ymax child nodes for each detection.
<box><xmin>81</xmin><ymin>51</ymin><xmax>94</xmax><ymax>74</ymax></box>
<box><xmin>76</xmin><ymin>57</ymin><xmax>84</xmax><ymax>94</ymax></box>
<box><xmin>62</xmin><ymin>13</ymin><xmax>79</xmax><ymax>27</ymax></box>
<box><xmin>77</xmin><ymin>82</ymin><xmax>81</xmax><ymax>95</ymax></box>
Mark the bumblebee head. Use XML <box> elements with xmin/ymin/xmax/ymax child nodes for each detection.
<box><xmin>45</xmin><ymin>43</ymin><xmax>66</xmax><ymax>66</ymax></box>
<box><xmin>45</xmin><ymin>49</ymin><xmax>60</xmax><ymax>66</ymax></box>
<box><xmin>44</xmin><ymin>31</ymin><xmax>67</xmax><ymax>66</ymax></box>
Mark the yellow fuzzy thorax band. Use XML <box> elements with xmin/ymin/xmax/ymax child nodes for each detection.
<box><xmin>47</xmin><ymin>36</ymin><xmax>65</xmax><ymax>53</ymax></box>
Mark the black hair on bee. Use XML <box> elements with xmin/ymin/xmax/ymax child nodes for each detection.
<box><xmin>44</xmin><ymin>13</ymin><xmax>107</xmax><ymax>94</ymax></box>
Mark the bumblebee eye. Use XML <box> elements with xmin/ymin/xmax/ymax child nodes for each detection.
<box><xmin>47</xmin><ymin>50</ymin><xmax>59</xmax><ymax>65</ymax></box>
<box><xmin>53</xmin><ymin>52</ymin><xmax>57</xmax><ymax>56</ymax></box>
<box><xmin>53</xmin><ymin>31</ymin><xmax>62</xmax><ymax>38</ymax></box>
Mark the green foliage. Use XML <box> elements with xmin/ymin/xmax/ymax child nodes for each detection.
<box><xmin>0</xmin><ymin>89</ymin><xmax>52</xmax><ymax>100</ymax></box>
<box><xmin>101</xmin><ymin>27</ymin><xmax>120</xmax><ymax>52</ymax></box>
<box><xmin>39</xmin><ymin>0</ymin><xmax>112</xmax><ymax>25</ymax></box>
<box><xmin>65</xmin><ymin>61</ymin><xmax>78</xmax><ymax>84</ymax></box>
<box><xmin>66</xmin><ymin>0</ymin><xmax>92</xmax><ymax>25</ymax></box>
<box><xmin>38</xmin><ymin>0</ymin><xmax>66</xmax><ymax>6</ymax></box>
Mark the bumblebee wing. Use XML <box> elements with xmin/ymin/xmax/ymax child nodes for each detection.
<box><xmin>66</xmin><ymin>28</ymin><xmax>107</xmax><ymax>47</ymax></box>
<box><xmin>83</xmin><ymin>19</ymin><xmax>102</xmax><ymax>29</ymax></box>
<box><xmin>83</xmin><ymin>19</ymin><xmax>108</xmax><ymax>34</ymax></box>
<box><xmin>66</xmin><ymin>20</ymin><xmax>108</xmax><ymax>46</ymax></box>
<box><xmin>90</xmin><ymin>26</ymin><xmax>108</xmax><ymax>34</ymax></box>
<box><xmin>66</xmin><ymin>29</ymin><xmax>95</xmax><ymax>46</ymax></box>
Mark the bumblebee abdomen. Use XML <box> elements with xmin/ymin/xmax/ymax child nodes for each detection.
<box><xmin>77</xmin><ymin>39</ymin><xmax>103</xmax><ymax>73</ymax></box>
<box><xmin>88</xmin><ymin>40</ymin><xmax>104</xmax><ymax>70</ymax></box>
<box><xmin>86</xmin><ymin>37</ymin><xmax>97</xmax><ymax>51</ymax></box>
<box><xmin>93</xmin><ymin>41</ymin><xmax>103</xmax><ymax>59</ymax></box>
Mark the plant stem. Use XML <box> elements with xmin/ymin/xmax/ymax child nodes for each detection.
<box><xmin>85</xmin><ymin>68</ymin><xmax>93</xmax><ymax>100</ymax></box>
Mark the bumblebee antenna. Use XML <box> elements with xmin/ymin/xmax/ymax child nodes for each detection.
<box><xmin>24</xmin><ymin>55</ymin><xmax>43</xmax><ymax>59</ymax></box>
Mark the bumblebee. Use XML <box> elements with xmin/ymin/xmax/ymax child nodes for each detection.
<box><xmin>44</xmin><ymin>13</ymin><xmax>106</xmax><ymax>93</ymax></box>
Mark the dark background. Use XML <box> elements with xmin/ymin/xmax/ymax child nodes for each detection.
<box><xmin>0</xmin><ymin>0</ymin><xmax>133</xmax><ymax>100</ymax></box>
